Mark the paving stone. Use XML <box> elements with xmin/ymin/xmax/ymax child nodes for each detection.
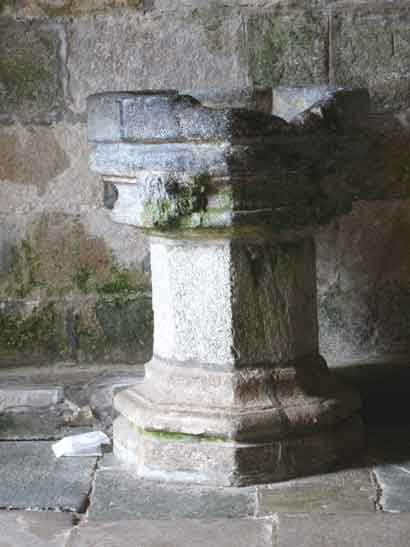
<box><xmin>0</xmin><ymin>410</ymin><xmax>94</xmax><ymax>441</ymax></box>
<box><xmin>0</xmin><ymin>511</ymin><xmax>74</xmax><ymax>547</ymax></box>
<box><xmin>257</xmin><ymin>468</ymin><xmax>376</xmax><ymax>515</ymax></box>
<box><xmin>0</xmin><ymin>441</ymin><xmax>97</xmax><ymax>511</ymax></box>
<box><xmin>88</xmin><ymin>455</ymin><xmax>256</xmax><ymax>520</ymax></box>
<box><xmin>0</xmin><ymin>385</ymin><xmax>64</xmax><ymax>412</ymax></box>
<box><xmin>68</xmin><ymin>518</ymin><xmax>273</xmax><ymax>547</ymax></box>
<box><xmin>276</xmin><ymin>513</ymin><xmax>410</xmax><ymax>547</ymax></box>
<box><xmin>374</xmin><ymin>461</ymin><xmax>410</xmax><ymax>512</ymax></box>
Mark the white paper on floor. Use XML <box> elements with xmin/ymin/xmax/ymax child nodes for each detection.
<box><xmin>52</xmin><ymin>431</ymin><xmax>111</xmax><ymax>458</ymax></box>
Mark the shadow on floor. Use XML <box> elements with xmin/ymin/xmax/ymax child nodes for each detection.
<box><xmin>331</xmin><ymin>355</ymin><xmax>410</xmax><ymax>469</ymax></box>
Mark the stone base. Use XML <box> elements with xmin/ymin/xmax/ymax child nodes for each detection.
<box><xmin>113</xmin><ymin>415</ymin><xmax>363</xmax><ymax>487</ymax></box>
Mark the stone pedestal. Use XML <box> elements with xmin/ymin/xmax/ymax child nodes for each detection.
<box><xmin>87</xmin><ymin>89</ymin><xmax>368</xmax><ymax>485</ymax></box>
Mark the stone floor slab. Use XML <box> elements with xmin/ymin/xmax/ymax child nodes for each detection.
<box><xmin>374</xmin><ymin>461</ymin><xmax>410</xmax><ymax>512</ymax></box>
<box><xmin>0</xmin><ymin>442</ymin><xmax>97</xmax><ymax>512</ymax></box>
<box><xmin>0</xmin><ymin>512</ymin><xmax>74</xmax><ymax>547</ymax></box>
<box><xmin>88</xmin><ymin>455</ymin><xmax>256</xmax><ymax>521</ymax></box>
<box><xmin>0</xmin><ymin>411</ymin><xmax>94</xmax><ymax>441</ymax></box>
<box><xmin>276</xmin><ymin>513</ymin><xmax>410</xmax><ymax>547</ymax></box>
<box><xmin>68</xmin><ymin>519</ymin><xmax>273</xmax><ymax>547</ymax></box>
<box><xmin>257</xmin><ymin>468</ymin><xmax>376</xmax><ymax>515</ymax></box>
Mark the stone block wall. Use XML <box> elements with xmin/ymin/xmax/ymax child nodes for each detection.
<box><xmin>0</xmin><ymin>0</ymin><xmax>409</xmax><ymax>365</ymax></box>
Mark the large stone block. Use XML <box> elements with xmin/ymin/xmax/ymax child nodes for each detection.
<box><xmin>246</xmin><ymin>11</ymin><xmax>328</xmax><ymax>88</ymax></box>
<box><xmin>13</xmin><ymin>0</ymin><xmax>143</xmax><ymax>17</ymax></box>
<box><xmin>0</xmin><ymin>125</ymin><xmax>69</xmax><ymax>195</ymax></box>
<box><xmin>317</xmin><ymin>200</ymin><xmax>410</xmax><ymax>361</ymax></box>
<box><xmin>331</xmin><ymin>7</ymin><xmax>410</xmax><ymax>111</ymax></box>
<box><xmin>67</xmin><ymin>13</ymin><xmax>249</xmax><ymax>113</ymax></box>
<box><xmin>0</xmin><ymin>20</ymin><xmax>64</xmax><ymax>121</ymax></box>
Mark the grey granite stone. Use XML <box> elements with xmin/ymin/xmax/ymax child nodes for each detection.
<box><xmin>0</xmin><ymin>20</ymin><xmax>64</xmax><ymax>122</ymax></box>
<box><xmin>374</xmin><ymin>461</ymin><xmax>410</xmax><ymax>512</ymax></box>
<box><xmin>0</xmin><ymin>410</ymin><xmax>92</xmax><ymax>441</ymax></box>
<box><xmin>331</xmin><ymin>7</ymin><xmax>410</xmax><ymax>112</ymax></box>
<box><xmin>0</xmin><ymin>441</ymin><xmax>97</xmax><ymax>511</ymax></box>
<box><xmin>68</xmin><ymin>13</ymin><xmax>249</xmax><ymax>113</ymax></box>
<box><xmin>88</xmin><ymin>456</ymin><xmax>256</xmax><ymax>520</ymax></box>
<box><xmin>276</xmin><ymin>513</ymin><xmax>410</xmax><ymax>547</ymax></box>
<box><xmin>257</xmin><ymin>468</ymin><xmax>376</xmax><ymax>515</ymax></box>
<box><xmin>68</xmin><ymin>518</ymin><xmax>273</xmax><ymax>547</ymax></box>
<box><xmin>0</xmin><ymin>512</ymin><xmax>74</xmax><ymax>547</ymax></box>
<box><xmin>247</xmin><ymin>12</ymin><xmax>328</xmax><ymax>88</ymax></box>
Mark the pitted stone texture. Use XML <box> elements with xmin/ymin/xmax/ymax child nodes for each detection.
<box><xmin>68</xmin><ymin>519</ymin><xmax>273</xmax><ymax>547</ymax></box>
<box><xmin>0</xmin><ymin>512</ymin><xmax>74</xmax><ymax>547</ymax></box>
<box><xmin>87</xmin><ymin>91</ymin><xmax>287</xmax><ymax>143</ymax></box>
<box><xmin>247</xmin><ymin>12</ymin><xmax>328</xmax><ymax>88</ymax></box>
<box><xmin>331</xmin><ymin>7</ymin><xmax>410</xmax><ymax>112</ymax></box>
<box><xmin>0</xmin><ymin>20</ymin><xmax>64</xmax><ymax>122</ymax></box>
<box><xmin>0</xmin><ymin>441</ymin><xmax>96</xmax><ymax>511</ymax></box>
<box><xmin>151</xmin><ymin>238</ymin><xmax>317</xmax><ymax>367</ymax></box>
<box><xmin>68</xmin><ymin>14</ymin><xmax>249</xmax><ymax>113</ymax></box>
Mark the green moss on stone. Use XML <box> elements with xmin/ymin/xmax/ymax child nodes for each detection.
<box><xmin>142</xmin><ymin>174</ymin><xmax>209</xmax><ymax>230</ymax></box>
<box><xmin>136</xmin><ymin>426</ymin><xmax>225</xmax><ymax>444</ymax></box>
<box><xmin>247</xmin><ymin>12</ymin><xmax>327</xmax><ymax>87</ymax></box>
<box><xmin>0</xmin><ymin>21</ymin><xmax>62</xmax><ymax>115</ymax></box>
<box><xmin>0</xmin><ymin>301</ymin><xmax>69</xmax><ymax>357</ymax></box>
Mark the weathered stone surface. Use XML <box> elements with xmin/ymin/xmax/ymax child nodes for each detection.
<box><xmin>0</xmin><ymin>126</ymin><xmax>69</xmax><ymax>195</ymax></box>
<box><xmin>69</xmin><ymin>518</ymin><xmax>273</xmax><ymax>547</ymax></box>
<box><xmin>67</xmin><ymin>13</ymin><xmax>249</xmax><ymax>113</ymax></box>
<box><xmin>150</xmin><ymin>238</ymin><xmax>317</xmax><ymax>368</ymax></box>
<box><xmin>0</xmin><ymin>410</ymin><xmax>93</xmax><ymax>440</ymax></box>
<box><xmin>89</xmin><ymin>90</ymin><xmax>370</xmax><ymax>235</ymax></box>
<box><xmin>331</xmin><ymin>7</ymin><xmax>410</xmax><ymax>111</ymax></box>
<box><xmin>114</xmin><ymin>238</ymin><xmax>359</xmax><ymax>450</ymax></box>
<box><xmin>257</xmin><ymin>468</ymin><xmax>375</xmax><ymax>515</ymax></box>
<box><xmin>88</xmin><ymin>455</ymin><xmax>256</xmax><ymax>520</ymax></box>
<box><xmin>247</xmin><ymin>11</ymin><xmax>328</xmax><ymax>88</ymax></box>
<box><xmin>374</xmin><ymin>462</ymin><xmax>410</xmax><ymax>512</ymax></box>
<box><xmin>113</xmin><ymin>415</ymin><xmax>362</xmax><ymax>486</ymax></box>
<box><xmin>0</xmin><ymin>512</ymin><xmax>74</xmax><ymax>547</ymax></box>
<box><xmin>15</xmin><ymin>0</ymin><xmax>143</xmax><ymax>18</ymax></box>
<box><xmin>0</xmin><ymin>20</ymin><xmax>64</xmax><ymax>121</ymax></box>
<box><xmin>0</xmin><ymin>441</ymin><xmax>96</xmax><ymax>511</ymax></box>
<box><xmin>276</xmin><ymin>513</ymin><xmax>410</xmax><ymax>547</ymax></box>
<box><xmin>0</xmin><ymin>211</ymin><xmax>152</xmax><ymax>365</ymax></box>
<box><xmin>317</xmin><ymin>200</ymin><xmax>410</xmax><ymax>361</ymax></box>
<box><xmin>0</xmin><ymin>385</ymin><xmax>63</xmax><ymax>412</ymax></box>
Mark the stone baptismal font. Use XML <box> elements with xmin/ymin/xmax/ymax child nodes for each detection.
<box><xmin>87</xmin><ymin>88</ymin><xmax>369</xmax><ymax>486</ymax></box>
